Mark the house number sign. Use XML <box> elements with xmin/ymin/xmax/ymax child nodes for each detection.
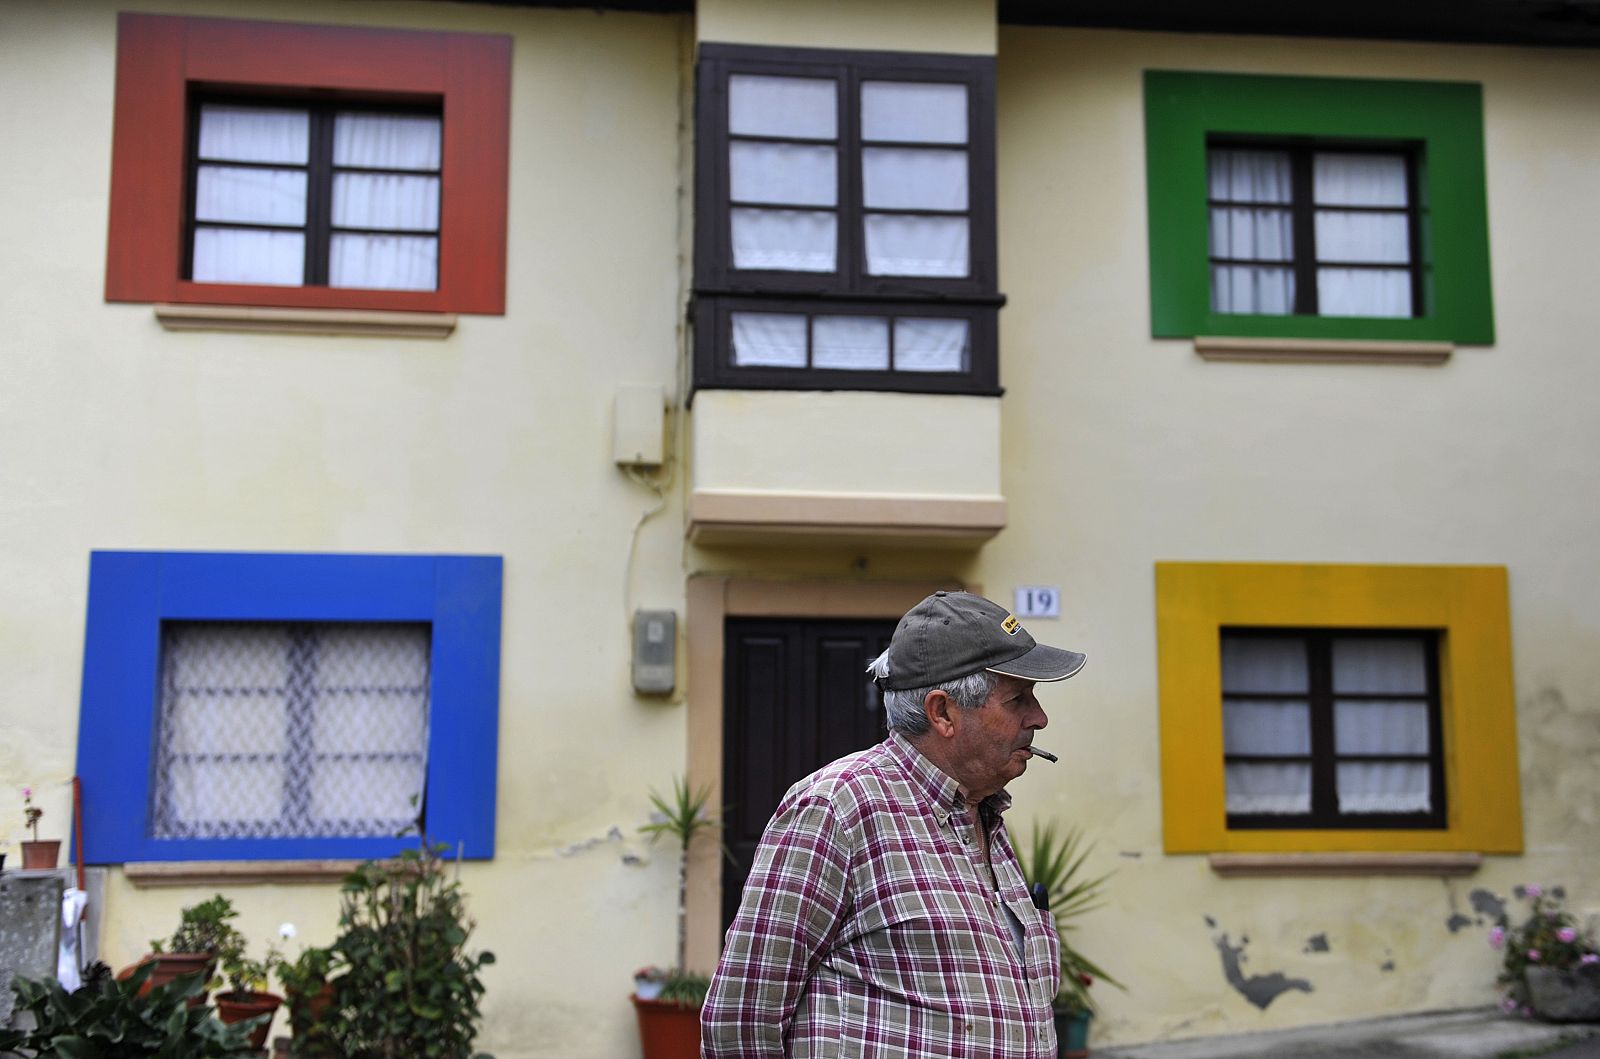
<box><xmin>1013</xmin><ymin>586</ymin><xmax>1060</xmax><ymax>619</ymax></box>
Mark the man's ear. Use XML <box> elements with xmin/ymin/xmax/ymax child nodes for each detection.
<box><xmin>923</xmin><ymin>689</ymin><xmax>959</xmax><ymax>739</ymax></box>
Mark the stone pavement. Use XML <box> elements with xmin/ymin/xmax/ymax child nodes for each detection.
<box><xmin>1095</xmin><ymin>1008</ymin><xmax>1600</xmax><ymax>1059</ymax></box>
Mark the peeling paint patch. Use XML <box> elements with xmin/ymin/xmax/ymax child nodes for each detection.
<box><xmin>1302</xmin><ymin>933</ymin><xmax>1329</xmax><ymax>954</ymax></box>
<box><xmin>1213</xmin><ymin>932</ymin><xmax>1314</xmax><ymax>1010</ymax></box>
<box><xmin>559</xmin><ymin>825</ymin><xmax>625</xmax><ymax>857</ymax></box>
<box><xmin>1119</xmin><ymin>851</ymin><xmax>1143</xmax><ymax>859</ymax></box>
<box><xmin>1204</xmin><ymin>915</ymin><xmax>1217</xmax><ymax>928</ymax></box>
<box><xmin>1445</xmin><ymin>913</ymin><xmax>1473</xmax><ymax>933</ymax></box>
<box><xmin>1380</xmin><ymin>960</ymin><xmax>1395</xmax><ymax>972</ymax></box>
<box><xmin>1469</xmin><ymin>889</ymin><xmax>1506</xmax><ymax>921</ymax></box>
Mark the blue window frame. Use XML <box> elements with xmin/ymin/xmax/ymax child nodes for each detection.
<box><xmin>76</xmin><ymin>551</ymin><xmax>503</xmax><ymax>863</ymax></box>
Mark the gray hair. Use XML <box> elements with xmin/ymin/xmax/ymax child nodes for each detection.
<box><xmin>866</xmin><ymin>649</ymin><xmax>996</xmax><ymax>736</ymax></box>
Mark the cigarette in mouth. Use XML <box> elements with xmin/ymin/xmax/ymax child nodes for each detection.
<box><xmin>1028</xmin><ymin>746</ymin><xmax>1059</xmax><ymax>763</ymax></box>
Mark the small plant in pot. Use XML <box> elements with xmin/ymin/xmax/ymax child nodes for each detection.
<box><xmin>633</xmin><ymin>776</ymin><xmax>722</xmax><ymax>1059</ymax></box>
<box><xmin>19</xmin><ymin>785</ymin><xmax>59</xmax><ymax>869</ymax></box>
<box><xmin>134</xmin><ymin>893</ymin><xmax>246</xmax><ymax>999</ymax></box>
<box><xmin>1017</xmin><ymin>823</ymin><xmax>1124</xmax><ymax>1059</ymax></box>
<box><xmin>215</xmin><ymin>925</ymin><xmax>290</xmax><ymax>1050</ymax></box>
<box><xmin>1491</xmin><ymin>883</ymin><xmax>1600</xmax><ymax>1022</ymax></box>
<box><xmin>275</xmin><ymin>938</ymin><xmax>338</xmax><ymax>1059</ymax></box>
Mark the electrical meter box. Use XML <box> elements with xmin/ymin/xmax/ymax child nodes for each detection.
<box><xmin>632</xmin><ymin>609</ymin><xmax>676</xmax><ymax>694</ymax></box>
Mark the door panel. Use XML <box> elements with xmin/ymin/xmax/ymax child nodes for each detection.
<box><xmin>722</xmin><ymin>617</ymin><xmax>895</xmax><ymax>930</ymax></box>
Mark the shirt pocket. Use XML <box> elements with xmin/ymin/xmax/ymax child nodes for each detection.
<box><xmin>1004</xmin><ymin>893</ymin><xmax>1062</xmax><ymax>1004</ymax></box>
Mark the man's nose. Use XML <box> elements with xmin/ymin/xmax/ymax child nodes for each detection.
<box><xmin>1029</xmin><ymin>705</ymin><xmax>1049</xmax><ymax>730</ymax></box>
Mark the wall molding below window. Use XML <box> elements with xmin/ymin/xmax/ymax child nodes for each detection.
<box><xmin>687</xmin><ymin>489</ymin><xmax>1006</xmax><ymax>548</ymax></box>
<box><xmin>125</xmin><ymin>860</ymin><xmax>362</xmax><ymax>887</ymax></box>
<box><xmin>155</xmin><ymin>304</ymin><xmax>457</xmax><ymax>339</ymax></box>
<box><xmin>1208</xmin><ymin>852</ymin><xmax>1483</xmax><ymax>877</ymax></box>
<box><xmin>1194</xmin><ymin>336</ymin><xmax>1453</xmax><ymax>365</ymax></box>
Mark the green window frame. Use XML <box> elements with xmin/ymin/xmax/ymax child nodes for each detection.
<box><xmin>1144</xmin><ymin>70</ymin><xmax>1493</xmax><ymax>344</ymax></box>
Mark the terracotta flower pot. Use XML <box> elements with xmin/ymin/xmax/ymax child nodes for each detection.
<box><xmin>118</xmin><ymin>952</ymin><xmax>215</xmax><ymax>1007</ymax></box>
<box><xmin>631</xmin><ymin>994</ymin><xmax>702</xmax><ymax>1059</ymax></box>
<box><xmin>20</xmin><ymin>840</ymin><xmax>60</xmax><ymax>869</ymax></box>
<box><xmin>217</xmin><ymin>990</ymin><xmax>283</xmax><ymax>1049</ymax></box>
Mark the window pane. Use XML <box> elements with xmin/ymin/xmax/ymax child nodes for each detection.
<box><xmin>1208</xmin><ymin>148</ymin><xmax>1291</xmax><ymax>204</ymax></box>
<box><xmin>1314</xmin><ymin>152</ymin><xmax>1407</xmax><ymax>207</ymax></box>
<box><xmin>1337</xmin><ymin>762</ymin><xmax>1431</xmax><ymax>813</ymax></box>
<box><xmin>334</xmin><ymin>112</ymin><xmax>441</xmax><ymax>170</ymax></box>
<box><xmin>1332</xmin><ymin>637</ymin><xmax>1427</xmax><ymax>693</ymax></box>
<box><xmin>1211</xmin><ymin>265</ymin><xmax>1294</xmax><ymax>314</ymax></box>
<box><xmin>1335</xmin><ymin>700</ymin><xmax>1430</xmax><ymax>755</ymax></box>
<box><xmin>195</xmin><ymin>166</ymin><xmax>307</xmax><ymax>226</ymax></box>
<box><xmin>192</xmin><ymin>228</ymin><xmax>305</xmax><ymax>286</ymax></box>
<box><xmin>862</xmin><ymin>147</ymin><xmax>968</xmax><ymax>211</ymax></box>
<box><xmin>730</xmin><ymin>142</ymin><xmax>837</xmax><ymax>206</ymax></box>
<box><xmin>1209</xmin><ymin>206</ymin><xmax>1292</xmax><ymax>261</ymax></box>
<box><xmin>332</xmin><ymin>173</ymin><xmax>441</xmax><ymax>231</ymax></box>
<box><xmin>1317</xmin><ymin>267</ymin><xmax>1411</xmax><ymax>317</ymax></box>
<box><xmin>197</xmin><ymin>104</ymin><xmax>309</xmax><ymax>164</ymax></box>
<box><xmin>812</xmin><ymin>316</ymin><xmax>889</xmax><ymax>370</ymax></box>
<box><xmin>731</xmin><ymin>312</ymin><xmax>808</xmax><ymax>367</ymax></box>
<box><xmin>729</xmin><ymin>75</ymin><xmax>837</xmax><ymax>139</ymax></box>
<box><xmin>894</xmin><ymin>318</ymin><xmax>969</xmax><ymax>372</ymax></box>
<box><xmin>1223</xmin><ymin>698</ymin><xmax>1310</xmax><ymax>755</ymax></box>
<box><xmin>1225</xmin><ymin>763</ymin><xmax>1311</xmax><ymax>815</ymax></box>
<box><xmin>731</xmin><ymin>208</ymin><xmax>837</xmax><ymax>272</ymax></box>
<box><xmin>329</xmin><ymin>234</ymin><xmax>439</xmax><ymax>291</ymax></box>
<box><xmin>152</xmin><ymin>623</ymin><xmax>430</xmax><ymax>840</ymax></box>
<box><xmin>1315</xmin><ymin>210</ymin><xmax>1410</xmax><ymax>264</ymax></box>
<box><xmin>864</xmin><ymin>214</ymin><xmax>968</xmax><ymax>277</ymax></box>
<box><xmin>861</xmin><ymin>81</ymin><xmax>967</xmax><ymax>144</ymax></box>
<box><xmin>1220</xmin><ymin>636</ymin><xmax>1308</xmax><ymax>692</ymax></box>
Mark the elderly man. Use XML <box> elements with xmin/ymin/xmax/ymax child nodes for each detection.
<box><xmin>702</xmin><ymin>590</ymin><xmax>1086</xmax><ymax>1059</ymax></box>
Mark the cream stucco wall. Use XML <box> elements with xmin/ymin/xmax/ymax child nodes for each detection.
<box><xmin>3</xmin><ymin>0</ymin><xmax>1599</xmax><ymax>1055</ymax></box>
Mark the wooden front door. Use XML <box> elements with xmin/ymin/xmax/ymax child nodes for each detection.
<box><xmin>721</xmin><ymin>617</ymin><xmax>896</xmax><ymax>929</ymax></box>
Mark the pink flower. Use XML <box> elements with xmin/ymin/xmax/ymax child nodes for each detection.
<box><xmin>1581</xmin><ymin>954</ymin><xmax>1599</xmax><ymax>966</ymax></box>
<box><xmin>1500</xmin><ymin>998</ymin><xmax>1518</xmax><ymax>1013</ymax></box>
<box><xmin>1521</xmin><ymin>1006</ymin><xmax>1533</xmax><ymax>1018</ymax></box>
<box><xmin>1559</xmin><ymin>928</ymin><xmax>1578</xmax><ymax>943</ymax></box>
<box><xmin>1526</xmin><ymin>884</ymin><xmax>1544</xmax><ymax>898</ymax></box>
<box><xmin>1489</xmin><ymin>927</ymin><xmax>1506</xmax><ymax>949</ymax></box>
<box><xmin>21</xmin><ymin>787</ymin><xmax>31</xmax><ymax>799</ymax></box>
<box><xmin>1527</xmin><ymin>949</ymin><xmax>1541</xmax><ymax>962</ymax></box>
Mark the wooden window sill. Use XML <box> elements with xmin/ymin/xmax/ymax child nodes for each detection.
<box><xmin>124</xmin><ymin>860</ymin><xmax>362</xmax><ymax>887</ymax></box>
<box><xmin>1208</xmin><ymin>852</ymin><xmax>1483</xmax><ymax>877</ymax></box>
<box><xmin>155</xmin><ymin>304</ymin><xmax>456</xmax><ymax>338</ymax></box>
<box><xmin>1195</xmin><ymin>336</ymin><xmax>1453</xmax><ymax>364</ymax></box>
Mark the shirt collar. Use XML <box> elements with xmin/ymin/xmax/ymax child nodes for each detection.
<box><xmin>886</xmin><ymin>730</ymin><xmax>1013</xmax><ymax>824</ymax></box>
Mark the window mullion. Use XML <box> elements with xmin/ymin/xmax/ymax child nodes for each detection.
<box><xmin>1306</xmin><ymin>633</ymin><xmax>1338</xmax><ymax>821</ymax></box>
<box><xmin>841</xmin><ymin>64</ymin><xmax>862</xmax><ymax>291</ymax></box>
<box><xmin>306</xmin><ymin>107</ymin><xmax>335</xmax><ymax>287</ymax></box>
<box><xmin>1405</xmin><ymin>149</ymin><xmax>1425</xmax><ymax>318</ymax></box>
<box><xmin>1290</xmin><ymin>148</ymin><xmax>1318</xmax><ymax>315</ymax></box>
<box><xmin>284</xmin><ymin>625</ymin><xmax>317</xmax><ymax>833</ymax></box>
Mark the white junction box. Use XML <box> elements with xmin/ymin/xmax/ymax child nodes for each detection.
<box><xmin>613</xmin><ymin>384</ymin><xmax>665</xmax><ymax>467</ymax></box>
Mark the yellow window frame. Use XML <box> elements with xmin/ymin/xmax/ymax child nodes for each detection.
<box><xmin>1155</xmin><ymin>562</ymin><xmax>1521</xmax><ymax>853</ymax></box>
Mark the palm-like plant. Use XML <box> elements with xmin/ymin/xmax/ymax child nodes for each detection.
<box><xmin>1015</xmin><ymin>822</ymin><xmax>1123</xmax><ymax>1014</ymax></box>
<box><xmin>639</xmin><ymin>776</ymin><xmax>721</xmax><ymax>1005</ymax></box>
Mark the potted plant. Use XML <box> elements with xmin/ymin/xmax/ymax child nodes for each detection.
<box><xmin>323</xmin><ymin>838</ymin><xmax>495</xmax><ymax>1058</ymax></box>
<box><xmin>632</xmin><ymin>776</ymin><xmax>720</xmax><ymax>1059</ymax></box>
<box><xmin>0</xmin><ymin>960</ymin><xmax>259</xmax><ymax>1056</ymax></box>
<box><xmin>1490</xmin><ymin>883</ymin><xmax>1600</xmax><ymax>1021</ymax></box>
<box><xmin>273</xmin><ymin>928</ymin><xmax>338</xmax><ymax>1058</ymax></box>
<box><xmin>1017</xmin><ymin>823</ymin><xmax>1123</xmax><ymax>1059</ymax></box>
<box><xmin>215</xmin><ymin>926</ymin><xmax>289</xmax><ymax>1050</ymax></box>
<box><xmin>19</xmin><ymin>786</ymin><xmax>59</xmax><ymax>869</ymax></box>
<box><xmin>134</xmin><ymin>893</ymin><xmax>246</xmax><ymax>999</ymax></box>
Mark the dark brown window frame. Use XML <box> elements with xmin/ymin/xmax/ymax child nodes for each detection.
<box><xmin>183</xmin><ymin>93</ymin><xmax>444</xmax><ymax>290</ymax></box>
<box><xmin>693</xmin><ymin>43</ymin><xmax>1001</xmax><ymax>397</ymax></box>
<box><xmin>1222</xmin><ymin>627</ymin><xmax>1446</xmax><ymax>831</ymax></box>
<box><xmin>1207</xmin><ymin>137</ymin><xmax>1426</xmax><ymax>318</ymax></box>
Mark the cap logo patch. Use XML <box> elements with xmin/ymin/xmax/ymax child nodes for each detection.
<box><xmin>1001</xmin><ymin>614</ymin><xmax>1021</xmax><ymax>635</ymax></box>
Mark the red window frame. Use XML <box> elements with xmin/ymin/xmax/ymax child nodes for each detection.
<box><xmin>106</xmin><ymin>13</ymin><xmax>511</xmax><ymax>315</ymax></box>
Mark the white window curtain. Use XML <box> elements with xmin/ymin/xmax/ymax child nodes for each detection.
<box><xmin>1208</xmin><ymin>148</ymin><xmax>1294</xmax><ymax>315</ymax></box>
<box><xmin>894</xmin><ymin>318</ymin><xmax>969</xmax><ymax>372</ymax></box>
<box><xmin>1331</xmin><ymin>637</ymin><xmax>1432</xmax><ymax>813</ymax></box>
<box><xmin>812</xmin><ymin>316</ymin><xmax>889</xmax><ymax>370</ymax></box>
<box><xmin>731</xmin><ymin>312</ymin><xmax>808</xmax><ymax>367</ymax></box>
<box><xmin>330</xmin><ymin>112</ymin><xmax>441</xmax><ymax>291</ymax></box>
<box><xmin>861</xmin><ymin>80</ymin><xmax>970</xmax><ymax>278</ymax></box>
<box><xmin>1222</xmin><ymin>636</ymin><xmax>1311</xmax><ymax>814</ymax></box>
<box><xmin>729</xmin><ymin>76</ymin><xmax>839</xmax><ymax>273</ymax></box>
<box><xmin>1314</xmin><ymin>152</ymin><xmax>1412</xmax><ymax>317</ymax></box>
<box><xmin>192</xmin><ymin>105</ymin><xmax>310</xmax><ymax>285</ymax></box>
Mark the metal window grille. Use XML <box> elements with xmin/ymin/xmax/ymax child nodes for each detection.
<box><xmin>152</xmin><ymin>621</ymin><xmax>431</xmax><ymax>840</ymax></box>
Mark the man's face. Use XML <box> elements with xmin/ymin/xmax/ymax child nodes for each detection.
<box><xmin>947</xmin><ymin>674</ymin><xmax>1049</xmax><ymax>801</ymax></box>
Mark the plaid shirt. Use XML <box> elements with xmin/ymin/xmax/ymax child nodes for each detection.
<box><xmin>702</xmin><ymin>731</ymin><xmax>1061</xmax><ymax>1058</ymax></box>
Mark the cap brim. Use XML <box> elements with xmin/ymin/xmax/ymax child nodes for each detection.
<box><xmin>986</xmin><ymin>643</ymin><xmax>1086</xmax><ymax>682</ymax></box>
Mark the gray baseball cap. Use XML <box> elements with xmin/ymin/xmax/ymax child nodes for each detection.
<box><xmin>881</xmin><ymin>590</ymin><xmax>1086</xmax><ymax>690</ymax></box>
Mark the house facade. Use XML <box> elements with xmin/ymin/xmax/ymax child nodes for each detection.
<box><xmin>2</xmin><ymin>0</ymin><xmax>1597</xmax><ymax>1054</ymax></box>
